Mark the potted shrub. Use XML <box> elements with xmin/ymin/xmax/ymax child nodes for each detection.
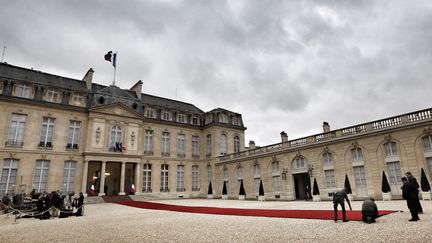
<box><xmin>258</xmin><ymin>179</ymin><xmax>265</xmax><ymax>201</ymax></box>
<box><xmin>207</xmin><ymin>181</ymin><xmax>213</xmax><ymax>199</ymax></box>
<box><xmin>312</xmin><ymin>178</ymin><xmax>321</xmax><ymax>202</ymax></box>
<box><xmin>420</xmin><ymin>168</ymin><xmax>431</xmax><ymax>200</ymax></box>
<box><xmin>238</xmin><ymin>180</ymin><xmax>246</xmax><ymax>200</ymax></box>
<box><xmin>344</xmin><ymin>174</ymin><xmax>353</xmax><ymax>201</ymax></box>
<box><xmin>381</xmin><ymin>171</ymin><xmax>392</xmax><ymax>201</ymax></box>
<box><xmin>222</xmin><ymin>181</ymin><xmax>228</xmax><ymax>200</ymax></box>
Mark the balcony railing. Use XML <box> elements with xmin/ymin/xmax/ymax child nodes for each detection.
<box><xmin>5</xmin><ymin>140</ymin><xmax>24</xmax><ymax>147</ymax></box>
<box><xmin>218</xmin><ymin>107</ymin><xmax>432</xmax><ymax>162</ymax></box>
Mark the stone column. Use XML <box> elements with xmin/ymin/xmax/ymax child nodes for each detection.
<box><xmin>134</xmin><ymin>162</ymin><xmax>141</xmax><ymax>194</ymax></box>
<box><xmin>119</xmin><ymin>162</ymin><xmax>126</xmax><ymax>195</ymax></box>
<box><xmin>81</xmin><ymin>160</ymin><xmax>89</xmax><ymax>197</ymax></box>
<box><xmin>98</xmin><ymin>161</ymin><xmax>106</xmax><ymax>196</ymax></box>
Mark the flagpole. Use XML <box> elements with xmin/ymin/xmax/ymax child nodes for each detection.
<box><xmin>112</xmin><ymin>52</ymin><xmax>117</xmax><ymax>86</ymax></box>
<box><xmin>1</xmin><ymin>45</ymin><xmax>5</xmax><ymax>63</ymax></box>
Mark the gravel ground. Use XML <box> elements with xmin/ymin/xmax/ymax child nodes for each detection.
<box><xmin>1</xmin><ymin>199</ymin><xmax>431</xmax><ymax>243</ymax></box>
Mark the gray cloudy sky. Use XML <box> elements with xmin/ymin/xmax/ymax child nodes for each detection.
<box><xmin>1</xmin><ymin>0</ymin><xmax>432</xmax><ymax>146</ymax></box>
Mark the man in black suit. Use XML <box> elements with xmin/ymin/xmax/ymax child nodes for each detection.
<box><xmin>402</xmin><ymin>177</ymin><xmax>420</xmax><ymax>221</ymax></box>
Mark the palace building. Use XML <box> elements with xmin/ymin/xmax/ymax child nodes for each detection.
<box><xmin>1</xmin><ymin>62</ymin><xmax>432</xmax><ymax>201</ymax></box>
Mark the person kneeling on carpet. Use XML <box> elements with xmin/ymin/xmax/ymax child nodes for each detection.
<box><xmin>361</xmin><ymin>198</ymin><xmax>378</xmax><ymax>223</ymax></box>
<box><xmin>333</xmin><ymin>188</ymin><xmax>352</xmax><ymax>222</ymax></box>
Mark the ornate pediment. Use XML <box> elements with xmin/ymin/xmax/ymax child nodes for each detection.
<box><xmin>89</xmin><ymin>102</ymin><xmax>142</xmax><ymax>119</ymax></box>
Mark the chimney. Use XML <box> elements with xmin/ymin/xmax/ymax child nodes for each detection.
<box><xmin>249</xmin><ymin>140</ymin><xmax>255</xmax><ymax>149</ymax></box>
<box><xmin>82</xmin><ymin>68</ymin><xmax>94</xmax><ymax>90</ymax></box>
<box><xmin>280</xmin><ymin>131</ymin><xmax>288</xmax><ymax>142</ymax></box>
<box><xmin>130</xmin><ymin>80</ymin><xmax>143</xmax><ymax>98</ymax></box>
<box><xmin>323</xmin><ymin>122</ymin><xmax>330</xmax><ymax>133</ymax></box>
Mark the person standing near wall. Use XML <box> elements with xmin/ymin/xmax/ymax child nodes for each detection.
<box><xmin>402</xmin><ymin>177</ymin><xmax>420</xmax><ymax>222</ymax></box>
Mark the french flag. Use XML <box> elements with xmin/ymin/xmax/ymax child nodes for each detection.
<box><xmin>104</xmin><ymin>51</ymin><xmax>117</xmax><ymax>68</ymax></box>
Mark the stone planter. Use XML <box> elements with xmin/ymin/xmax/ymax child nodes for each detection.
<box><xmin>258</xmin><ymin>195</ymin><xmax>265</xmax><ymax>201</ymax></box>
<box><xmin>382</xmin><ymin>192</ymin><xmax>392</xmax><ymax>201</ymax></box>
<box><xmin>421</xmin><ymin>191</ymin><xmax>431</xmax><ymax>200</ymax></box>
<box><xmin>312</xmin><ymin>195</ymin><xmax>321</xmax><ymax>202</ymax></box>
<box><xmin>207</xmin><ymin>194</ymin><xmax>213</xmax><ymax>199</ymax></box>
<box><xmin>238</xmin><ymin>195</ymin><xmax>245</xmax><ymax>200</ymax></box>
<box><xmin>222</xmin><ymin>195</ymin><xmax>228</xmax><ymax>200</ymax></box>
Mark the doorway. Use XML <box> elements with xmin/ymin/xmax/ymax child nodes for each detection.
<box><xmin>293</xmin><ymin>173</ymin><xmax>311</xmax><ymax>200</ymax></box>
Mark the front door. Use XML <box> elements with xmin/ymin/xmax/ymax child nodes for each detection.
<box><xmin>293</xmin><ymin>173</ymin><xmax>311</xmax><ymax>200</ymax></box>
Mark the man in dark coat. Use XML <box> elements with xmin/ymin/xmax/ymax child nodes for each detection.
<box><xmin>75</xmin><ymin>192</ymin><xmax>84</xmax><ymax>216</ymax></box>
<box><xmin>405</xmin><ymin>172</ymin><xmax>423</xmax><ymax>214</ymax></box>
<box><xmin>361</xmin><ymin>198</ymin><xmax>378</xmax><ymax>223</ymax></box>
<box><xmin>333</xmin><ymin>188</ymin><xmax>352</xmax><ymax>222</ymax></box>
<box><xmin>402</xmin><ymin>176</ymin><xmax>420</xmax><ymax>221</ymax></box>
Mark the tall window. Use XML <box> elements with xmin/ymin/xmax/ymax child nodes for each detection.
<box><xmin>162</xmin><ymin>132</ymin><xmax>170</xmax><ymax>156</ymax></box>
<box><xmin>61</xmin><ymin>161</ymin><xmax>76</xmax><ymax>193</ymax></box>
<box><xmin>109</xmin><ymin>125</ymin><xmax>122</xmax><ymax>149</ymax></box>
<box><xmin>33</xmin><ymin>160</ymin><xmax>49</xmax><ymax>192</ymax></box>
<box><xmin>15</xmin><ymin>84</ymin><xmax>31</xmax><ymax>98</ymax></box>
<box><xmin>177</xmin><ymin>134</ymin><xmax>185</xmax><ymax>157</ymax></box>
<box><xmin>192</xmin><ymin>165</ymin><xmax>199</xmax><ymax>191</ymax></box>
<box><xmin>67</xmin><ymin>120</ymin><xmax>81</xmax><ymax>149</ymax></box>
<box><xmin>144</xmin><ymin>130</ymin><xmax>153</xmax><ymax>155</ymax></box>
<box><xmin>253</xmin><ymin>164</ymin><xmax>260</xmax><ymax>194</ymax></box>
<box><xmin>206</xmin><ymin>135</ymin><xmax>212</xmax><ymax>156</ymax></box>
<box><xmin>422</xmin><ymin>135</ymin><xmax>432</xmax><ymax>152</ymax></box>
<box><xmin>353</xmin><ymin>166</ymin><xmax>366</xmax><ymax>187</ymax></box>
<box><xmin>272</xmin><ymin>161</ymin><xmax>281</xmax><ymax>192</ymax></box>
<box><xmin>223</xmin><ymin>168</ymin><xmax>229</xmax><ymax>194</ymax></box>
<box><xmin>427</xmin><ymin>157</ymin><xmax>432</xmax><ymax>178</ymax></box>
<box><xmin>236</xmin><ymin>166</ymin><xmax>243</xmax><ymax>192</ymax></box>
<box><xmin>207</xmin><ymin>165</ymin><xmax>212</xmax><ymax>184</ymax></box>
<box><xmin>142</xmin><ymin>164</ymin><xmax>152</xmax><ymax>192</ymax></box>
<box><xmin>220</xmin><ymin>134</ymin><xmax>227</xmax><ymax>155</ymax></box>
<box><xmin>0</xmin><ymin>159</ymin><xmax>19</xmax><ymax>196</ymax></box>
<box><xmin>384</xmin><ymin>141</ymin><xmax>398</xmax><ymax>157</ymax></box>
<box><xmin>46</xmin><ymin>89</ymin><xmax>60</xmax><ymax>102</ymax></box>
<box><xmin>39</xmin><ymin>117</ymin><xmax>55</xmax><ymax>147</ymax></box>
<box><xmin>234</xmin><ymin>136</ymin><xmax>240</xmax><ymax>153</ymax></box>
<box><xmin>176</xmin><ymin>165</ymin><xmax>185</xmax><ymax>192</ymax></box>
<box><xmin>323</xmin><ymin>153</ymin><xmax>333</xmax><ymax>167</ymax></box>
<box><xmin>192</xmin><ymin>136</ymin><xmax>199</xmax><ymax>157</ymax></box>
<box><xmin>161</xmin><ymin>164</ymin><xmax>169</xmax><ymax>192</ymax></box>
<box><xmin>386</xmin><ymin>161</ymin><xmax>401</xmax><ymax>184</ymax></box>
<box><xmin>7</xmin><ymin>114</ymin><xmax>27</xmax><ymax>146</ymax></box>
<box><xmin>324</xmin><ymin>170</ymin><xmax>336</xmax><ymax>188</ymax></box>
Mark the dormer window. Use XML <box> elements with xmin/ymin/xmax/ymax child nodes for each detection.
<box><xmin>46</xmin><ymin>89</ymin><xmax>61</xmax><ymax>103</ymax></box>
<box><xmin>232</xmin><ymin>116</ymin><xmax>238</xmax><ymax>125</ymax></box>
<box><xmin>145</xmin><ymin>108</ymin><xmax>155</xmax><ymax>118</ymax></box>
<box><xmin>0</xmin><ymin>81</ymin><xmax>4</xmax><ymax>94</ymax></box>
<box><xmin>205</xmin><ymin>114</ymin><xmax>213</xmax><ymax>124</ymax></box>
<box><xmin>192</xmin><ymin>116</ymin><xmax>199</xmax><ymax>125</ymax></box>
<box><xmin>177</xmin><ymin>113</ymin><xmax>186</xmax><ymax>123</ymax></box>
<box><xmin>72</xmin><ymin>93</ymin><xmax>85</xmax><ymax>106</ymax></box>
<box><xmin>15</xmin><ymin>84</ymin><xmax>31</xmax><ymax>98</ymax></box>
<box><xmin>219</xmin><ymin>113</ymin><xmax>228</xmax><ymax>123</ymax></box>
<box><xmin>162</xmin><ymin>110</ymin><xmax>171</xmax><ymax>121</ymax></box>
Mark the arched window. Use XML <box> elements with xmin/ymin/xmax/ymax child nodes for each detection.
<box><xmin>109</xmin><ymin>125</ymin><xmax>122</xmax><ymax>149</ymax></box>
<box><xmin>234</xmin><ymin>135</ymin><xmax>240</xmax><ymax>153</ymax></box>
<box><xmin>351</xmin><ymin>148</ymin><xmax>366</xmax><ymax>192</ymax></box>
<box><xmin>294</xmin><ymin>156</ymin><xmax>306</xmax><ymax>169</ymax></box>
<box><xmin>351</xmin><ymin>147</ymin><xmax>363</xmax><ymax>162</ymax></box>
<box><xmin>322</xmin><ymin>152</ymin><xmax>336</xmax><ymax>188</ymax></box>
<box><xmin>323</xmin><ymin>152</ymin><xmax>333</xmax><ymax>167</ymax></box>
<box><xmin>253</xmin><ymin>164</ymin><xmax>260</xmax><ymax>194</ymax></box>
<box><xmin>220</xmin><ymin>134</ymin><xmax>227</xmax><ymax>155</ymax></box>
<box><xmin>422</xmin><ymin>135</ymin><xmax>432</xmax><ymax>152</ymax></box>
<box><xmin>384</xmin><ymin>141</ymin><xmax>398</xmax><ymax>157</ymax></box>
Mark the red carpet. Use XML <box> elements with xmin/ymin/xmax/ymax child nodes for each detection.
<box><xmin>115</xmin><ymin>201</ymin><xmax>397</xmax><ymax>221</ymax></box>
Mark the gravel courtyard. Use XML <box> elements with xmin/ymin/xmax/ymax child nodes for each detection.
<box><xmin>1</xmin><ymin>199</ymin><xmax>431</xmax><ymax>243</ymax></box>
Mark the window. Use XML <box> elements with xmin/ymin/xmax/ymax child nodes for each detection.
<box><xmin>72</xmin><ymin>93</ymin><xmax>85</xmax><ymax>106</ymax></box>
<box><xmin>324</xmin><ymin>169</ymin><xmax>336</xmax><ymax>188</ymax></box>
<box><xmin>46</xmin><ymin>89</ymin><xmax>60</xmax><ymax>102</ymax></box>
<box><xmin>205</xmin><ymin>114</ymin><xmax>213</xmax><ymax>124</ymax></box>
<box><xmin>161</xmin><ymin>164</ymin><xmax>169</xmax><ymax>192</ymax></box>
<box><xmin>7</xmin><ymin>114</ymin><xmax>27</xmax><ymax>146</ymax></box>
<box><xmin>145</xmin><ymin>108</ymin><xmax>155</xmax><ymax>118</ymax></box>
<box><xmin>423</xmin><ymin>135</ymin><xmax>432</xmax><ymax>152</ymax></box>
<box><xmin>192</xmin><ymin>136</ymin><xmax>199</xmax><ymax>157</ymax></box>
<box><xmin>272</xmin><ymin>161</ymin><xmax>281</xmax><ymax>192</ymax></box>
<box><xmin>177</xmin><ymin>114</ymin><xmax>186</xmax><ymax>123</ymax></box>
<box><xmin>177</xmin><ymin>134</ymin><xmax>185</xmax><ymax>157</ymax></box>
<box><xmin>351</xmin><ymin>148</ymin><xmax>363</xmax><ymax>162</ymax></box>
<box><xmin>162</xmin><ymin>132</ymin><xmax>170</xmax><ymax>156</ymax></box>
<box><xmin>323</xmin><ymin>153</ymin><xmax>333</xmax><ymax>167</ymax></box>
<box><xmin>206</xmin><ymin>135</ymin><xmax>212</xmax><ymax>156</ymax></box>
<box><xmin>253</xmin><ymin>164</ymin><xmax>260</xmax><ymax>194</ymax></box>
<box><xmin>162</xmin><ymin>110</ymin><xmax>171</xmax><ymax>121</ymax></box>
<box><xmin>192</xmin><ymin>116</ymin><xmax>199</xmax><ymax>125</ymax></box>
<box><xmin>15</xmin><ymin>84</ymin><xmax>31</xmax><ymax>98</ymax></box>
<box><xmin>236</xmin><ymin>166</ymin><xmax>243</xmax><ymax>192</ymax></box>
<box><xmin>61</xmin><ymin>161</ymin><xmax>76</xmax><ymax>193</ymax></box>
<box><xmin>144</xmin><ymin>130</ymin><xmax>153</xmax><ymax>155</ymax></box>
<box><xmin>176</xmin><ymin>165</ymin><xmax>185</xmax><ymax>192</ymax></box>
<box><xmin>223</xmin><ymin>168</ymin><xmax>229</xmax><ymax>194</ymax></box>
<box><xmin>192</xmin><ymin>165</ymin><xmax>199</xmax><ymax>191</ymax></box>
<box><xmin>386</xmin><ymin>161</ymin><xmax>401</xmax><ymax>184</ymax></box>
<box><xmin>220</xmin><ymin>134</ymin><xmax>227</xmax><ymax>155</ymax></box>
<box><xmin>234</xmin><ymin>136</ymin><xmax>240</xmax><ymax>153</ymax></box>
<box><xmin>0</xmin><ymin>82</ymin><xmax>4</xmax><ymax>94</ymax></box>
<box><xmin>142</xmin><ymin>164</ymin><xmax>152</xmax><ymax>192</ymax></box>
<box><xmin>232</xmin><ymin>116</ymin><xmax>238</xmax><ymax>125</ymax></box>
<box><xmin>207</xmin><ymin>165</ymin><xmax>212</xmax><ymax>184</ymax></box>
<box><xmin>219</xmin><ymin>113</ymin><xmax>228</xmax><ymax>123</ymax></box>
<box><xmin>384</xmin><ymin>141</ymin><xmax>398</xmax><ymax>157</ymax></box>
<box><xmin>294</xmin><ymin>156</ymin><xmax>306</xmax><ymax>169</ymax></box>
<box><xmin>353</xmin><ymin>166</ymin><xmax>366</xmax><ymax>187</ymax></box>
<box><xmin>33</xmin><ymin>160</ymin><xmax>49</xmax><ymax>193</ymax></box>
<box><xmin>67</xmin><ymin>120</ymin><xmax>81</xmax><ymax>149</ymax></box>
<box><xmin>427</xmin><ymin>158</ymin><xmax>432</xmax><ymax>179</ymax></box>
<box><xmin>0</xmin><ymin>159</ymin><xmax>19</xmax><ymax>196</ymax></box>
<box><xmin>39</xmin><ymin>117</ymin><xmax>55</xmax><ymax>147</ymax></box>
<box><xmin>109</xmin><ymin>125</ymin><xmax>122</xmax><ymax>150</ymax></box>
